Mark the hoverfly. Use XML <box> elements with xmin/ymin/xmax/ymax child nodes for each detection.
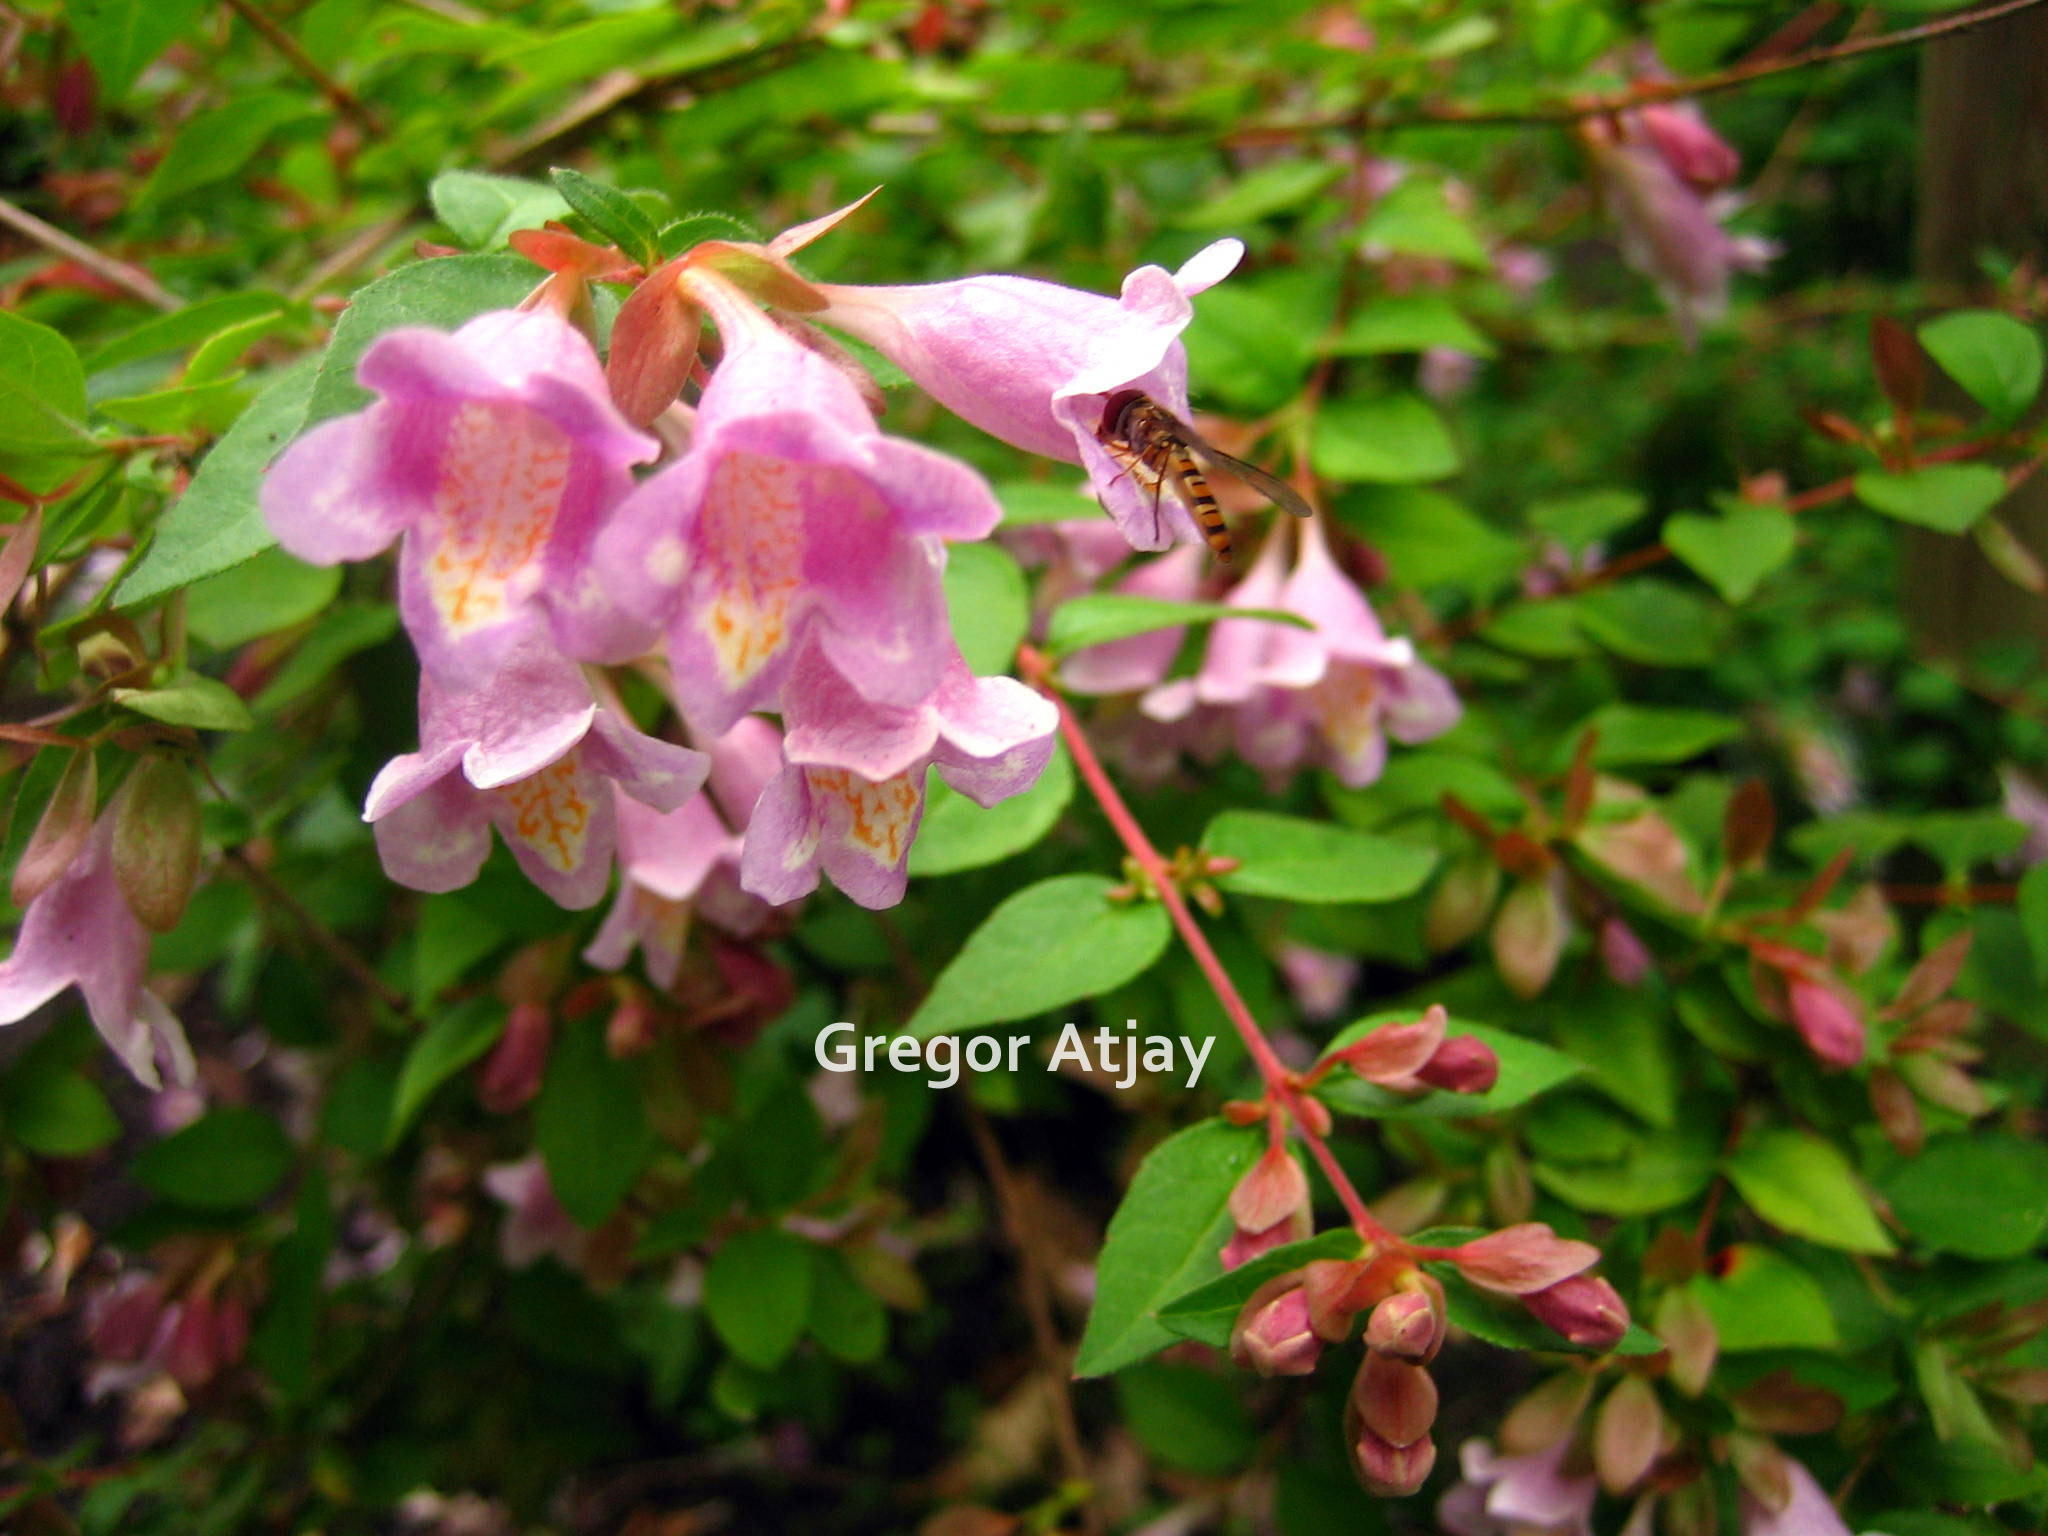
<box><xmin>1095</xmin><ymin>389</ymin><xmax>1313</xmax><ymax>561</ymax></box>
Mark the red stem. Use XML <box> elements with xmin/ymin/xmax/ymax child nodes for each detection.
<box><xmin>1019</xmin><ymin>645</ymin><xmax>1401</xmax><ymax>1247</ymax></box>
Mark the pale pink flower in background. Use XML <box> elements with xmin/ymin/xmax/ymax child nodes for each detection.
<box><xmin>1439</xmin><ymin>1438</ymin><xmax>1598</xmax><ymax>1536</ymax></box>
<box><xmin>814</xmin><ymin>240</ymin><xmax>1244</xmax><ymax>552</ymax></box>
<box><xmin>1999</xmin><ymin>765</ymin><xmax>2048</xmax><ymax>865</ymax></box>
<box><xmin>1060</xmin><ymin>544</ymin><xmax>1207</xmax><ymax>696</ymax></box>
<box><xmin>741</xmin><ymin>638</ymin><xmax>1056</xmax><ymax>908</ymax></box>
<box><xmin>0</xmin><ymin>809</ymin><xmax>193</xmax><ymax>1088</ymax></box>
<box><xmin>1275</xmin><ymin>941</ymin><xmax>1361</xmax><ymax>1023</ymax></box>
<box><xmin>482</xmin><ymin>1155</ymin><xmax>586</xmax><ymax>1270</ymax></box>
<box><xmin>261</xmin><ymin>310</ymin><xmax>658</xmax><ymax>687</ymax></box>
<box><xmin>1419</xmin><ymin>347</ymin><xmax>1483</xmax><ymax>401</ymax></box>
<box><xmin>363</xmin><ymin>642</ymin><xmax>707</xmax><ymax>910</ymax></box>
<box><xmin>1740</xmin><ymin>1456</ymin><xmax>1854</xmax><ymax>1536</ymax></box>
<box><xmin>594</xmin><ymin>273</ymin><xmax>1000</xmax><ymax>736</ymax></box>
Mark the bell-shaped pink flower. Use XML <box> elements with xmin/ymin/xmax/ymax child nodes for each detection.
<box><xmin>594</xmin><ymin>272</ymin><xmax>1001</xmax><ymax>736</ymax></box>
<box><xmin>1788</xmin><ymin>973</ymin><xmax>1866</xmax><ymax>1069</ymax></box>
<box><xmin>262</xmin><ymin>309</ymin><xmax>659</xmax><ymax>688</ymax></box>
<box><xmin>1740</xmin><ymin>1455</ymin><xmax>1853</xmax><ymax>1536</ymax></box>
<box><xmin>1147</xmin><ymin>519</ymin><xmax>1458</xmax><ymax>786</ymax></box>
<box><xmin>0</xmin><ymin>807</ymin><xmax>193</xmax><ymax>1088</ymax></box>
<box><xmin>483</xmin><ymin>1155</ymin><xmax>587</xmax><ymax>1270</ymax></box>
<box><xmin>363</xmin><ymin>642</ymin><xmax>707</xmax><ymax>910</ymax></box>
<box><xmin>741</xmin><ymin>637</ymin><xmax>1056</xmax><ymax>909</ymax></box>
<box><xmin>814</xmin><ymin>241</ymin><xmax>1244</xmax><ymax>552</ymax></box>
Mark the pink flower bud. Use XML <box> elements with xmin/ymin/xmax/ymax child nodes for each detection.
<box><xmin>1491</xmin><ymin>879</ymin><xmax>1567</xmax><ymax>1000</ymax></box>
<box><xmin>1230</xmin><ymin>1277</ymin><xmax>1322</xmax><ymax>1377</ymax></box>
<box><xmin>478</xmin><ymin>1002</ymin><xmax>552</xmax><ymax>1113</ymax></box>
<box><xmin>1788</xmin><ymin>974</ymin><xmax>1865</xmax><ymax>1068</ymax></box>
<box><xmin>1452</xmin><ymin>1223</ymin><xmax>1599</xmax><ymax>1295</ymax></box>
<box><xmin>1523</xmin><ymin>1275</ymin><xmax>1631</xmax><ymax>1350</ymax></box>
<box><xmin>1423</xmin><ymin>853</ymin><xmax>1499</xmax><ymax>953</ymax></box>
<box><xmin>1364</xmin><ymin>1289</ymin><xmax>1440</xmax><ymax>1361</ymax></box>
<box><xmin>1221</xmin><ymin>1212</ymin><xmax>1306</xmax><ymax>1271</ymax></box>
<box><xmin>88</xmin><ymin>1275</ymin><xmax>166</xmax><ymax>1364</ymax></box>
<box><xmin>1414</xmin><ymin>1034</ymin><xmax>1499</xmax><ymax>1095</ymax></box>
<box><xmin>1332</xmin><ymin>1006</ymin><xmax>1446</xmax><ymax>1087</ymax></box>
<box><xmin>1354</xmin><ymin>1352</ymin><xmax>1438</xmax><ymax>1447</ymax></box>
<box><xmin>1592</xmin><ymin>1373</ymin><xmax>1664</xmax><ymax>1493</ymax></box>
<box><xmin>1229</xmin><ymin>1144</ymin><xmax>1310</xmax><ymax>1234</ymax></box>
<box><xmin>1598</xmin><ymin>916</ymin><xmax>1653</xmax><ymax>988</ymax></box>
<box><xmin>1636</xmin><ymin>104</ymin><xmax>1741</xmax><ymax>191</ymax></box>
<box><xmin>1350</xmin><ymin>1424</ymin><xmax>1436</xmax><ymax>1496</ymax></box>
<box><xmin>160</xmin><ymin>1291</ymin><xmax>249</xmax><ymax>1390</ymax></box>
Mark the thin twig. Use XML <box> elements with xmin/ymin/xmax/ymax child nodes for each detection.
<box><xmin>224</xmin><ymin>846</ymin><xmax>416</xmax><ymax>1018</ymax></box>
<box><xmin>1018</xmin><ymin>646</ymin><xmax>1399</xmax><ymax>1248</ymax></box>
<box><xmin>221</xmin><ymin>0</ymin><xmax>382</xmax><ymax>136</ymax></box>
<box><xmin>958</xmin><ymin>1098</ymin><xmax>1096</xmax><ymax>1520</ymax></box>
<box><xmin>0</xmin><ymin>194</ymin><xmax>179</xmax><ymax>311</ymax></box>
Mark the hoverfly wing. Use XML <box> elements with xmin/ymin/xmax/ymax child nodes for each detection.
<box><xmin>1145</xmin><ymin>405</ymin><xmax>1314</xmax><ymax>521</ymax></box>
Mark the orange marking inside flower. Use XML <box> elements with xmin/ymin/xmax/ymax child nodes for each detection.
<box><xmin>426</xmin><ymin>402</ymin><xmax>572</xmax><ymax>635</ymax></box>
<box><xmin>490</xmin><ymin>752</ymin><xmax>592</xmax><ymax>873</ymax></box>
<box><xmin>1309</xmin><ymin>664</ymin><xmax>1380</xmax><ymax>760</ymax></box>
<box><xmin>807</xmin><ymin>766</ymin><xmax>922</xmax><ymax>867</ymax></box>
<box><xmin>698</xmin><ymin>453</ymin><xmax>808</xmax><ymax>688</ymax></box>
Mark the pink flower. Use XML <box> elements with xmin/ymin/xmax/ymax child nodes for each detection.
<box><xmin>1582</xmin><ymin>101</ymin><xmax>1771</xmax><ymax>340</ymax></box>
<box><xmin>482</xmin><ymin>1155</ymin><xmax>587</xmax><ymax>1270</ymax></box>
<box><xmin>740</xmin><ymin>638</ymin><xmax>1057</xmax><ymax>909</ymax></box>
<box><xmin>814</xmin><ymin>240</ymin><xmax>1244</xmax><ymax>552</ymax></box>
<box><xmin>1439</xmin><ymin>1438</ymin><xmax>1598</xmax><ymax>1536</ymax></box>
<box><xmin>583</xmin><ymin>719</ymin><xmax>780</xmax><ymax>986</ymax></box>
<box><xmin>1147</xmin><ymin>518</ymin><xmax>1459</xmax><ymax>786</ymax></box>
<box><xmin>1788</xmin><ymin>973</ymin><xmax>1867</xmax><ymax>1069</ymax></box>
<box><xmin>363</xmin><ymin>642</ymin><xmax>707</xmax><ymax>910</ymax></box>
<box><xmin>1274</xmin><ymin>941</ymin><xmax>1361</xmax><ymax>1023</ymax></box>
<box><xmin>593</xmin><ymin>271</ymin><xmax>1001</xmax><ymax>737</ymax></box>
<box><xmin>262</xmin><ymin>310</ymin><xmax>659</xmax><ymax>688</ymax></box>
<box><xmin>1060</xmin><ymin>544</ymin><xmax>1207</xmax><ymax>696</ymax></box>
<box><xmin>1740</xmin><ymin>1456</ymin><xmax>1853</xmax><ymax>1536</ymax></box>
<box><xmin>0</xmin><ymin>807</ymin><xmax>193</xmax><ymax>1088</ymax></box>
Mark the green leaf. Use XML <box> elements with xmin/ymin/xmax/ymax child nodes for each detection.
<box><xmin>1529</xmin><ymin>489</ymin><xmax>1644</xmax><ymax>551</ymax></box>
<box><xmin>1532</xmin><ymin>1119</ymin><xmax>1720</xmax><ymax>1217</ymax></box>
<box><xmin>1564</xmin><ymin>704</ymin><xmax>1742</xmax><ymax>768</ymax></box>
<box><xmin>535</xmin><ymin>1016</ymin><xmax>655</xmax><ymax>1226</ymax></box>
<box><xmin>1203</xmin><ymin>810</ymin><xmax>1436</xmax><ymax>904</ymax></box>
<box><xmin>1319</xmin><ymin>1018</ymin><xmax>1582</xmax><ymax>1120</ymax></box>
<box><xmin>386</xmin><ymin>999</ymin><xmax>506</xmax><ymax>1148</ymax></box>
<box><xmin>549</xmin><ymin>167</ymin><xmax>662</xmax><ymax>267</ymax></box>
<box><xmin>1356</xmin><ymin>178</ymin><xmax>1489</xmax><ymax>267</ymax></box>
<box><xmin>1074</xmin><ymin>1118</ymin><xmax>1257</xmax><ymax>1376</ymax></box>
<box><xmin>1688</xmin><ymin>1244</ymin><xmax>1840</xmax><ymax>1351</ymax></box>
<box><xmin>111</xmin><ymin>675</ymin><xmax>254</xmax><ymax>732</ymax></box>
<box><xmin>249</xmin><ymin>1173</ymin><xmax>334</xmax><ymax>1402</ymax></box>
<box><xmin>1482</xmin><ymin>599</ymin><xmax>1594</xmax><ymax>659</ymax></box>
<box><xmin>1156</xmin><ymin>1229</ymin><xmax>1364</xmax><ymax>1348</ymax></box>
<box><xmin>659</xmin><ymin>212</ymin><xmax>764</xmax><ymax>257</ymax></box>
<box><xmin>85</xmin><ymin>294</ymin><xmax>291</xmax><ymax>377</ymax></box>
<box><xmin>1176</xmin><ymin>161</ymin><xmax>1342</xmax><ymax>227</ymax></box>
<box><xmin>806</xmin><ymin>1248</ymin><xmax>887</xmax><ymax>1364</ymax></box>
<box><xmin>118</xmin><ymin>357</ymin><xmax>319</xmax><ymax>607</ymax></box>
<box><xmin>943</xmin><ymin>540</ymin><xmax>1028</xmax><ymax>676</ymax></box>
<box><xmin>1115</xmin><ymin>1363</ymin><xmax>1258</xmax><ymax>1474</ymax></box>
<box><xmin>1574</xmin><ymin>580</ymin><xmax>1720</xmax><ymax>666</ymax></box>
<box><xmin>1854</xmin><ymin>465</ymin><xmax>2008</xmax><ymax>534</ymax></box>
<box><xmin>996</xmin><ymin>481</ymin><xmax>1102</xmax><ymax>527</ymax></box>
<box><xmin>906</xmin><ymin>874</ymin><xmax>1171</xmax><ymax>1038</ymax></box>
<box><xmin>1186</xmin><ymin>285</ymin><xmax>1317</xmax><ymax>414</ymax></box>
<box><xmin>183</xmin><ymin>548</ymin><xmax>341</xmax><ymax>650</ymax></box>
<box><xmin>140</xmin><ymin>93</ymin><xmax>314</xmax><ymax>206</ymax></box>
<box><xmin>307</xmin><ymin>255</ymin><xmax>540</xmax><ymax>424</ymax></box>
<box><xmin>704</xmin><ymin>1228</ymin><xmax>815</xmax><ymax>1369</ymax></box>
<box><xmin>130</xmin><ymin>1107</ymin><xmax>294</xmax><ymax>1210</ymax></box>
<box><xmin>0</xmin><ymin>312</ymin><xmax>91</xmax><ymax>455</ymax></box>
<box><xmin>429</xmin><ymin>171</ymin><xmax>570</xmax><ymax>249</ymax></box>
<box><xmin>1326</xmin><ymin>292</ymin><xmax>1495</xmax><ymax>358</ymax></box>
<box><xmin>908</xmin><ymin>746</ymin><xmax>1073</xmax><ymax>878</ymax></box>
<box><xmin>1724</xmin><ymin>1127</ymin><xmax>1896</xmax><ymax>1255</ymax></box>
<box><xmin>1046</xmin><ymin>593</ymin><xmax>1310</xmax><ymax>658</ymax></box>
<box><xmin>1919</xmin><ymin>311</ymin><xmax>2044</xmax><ymax>422</ymax></box>
<box><xmin>1882</xmin><ymin>1134</ymin><xmax>2048</xmax><ymax>1260</ymax></box>
<box><xmin>2020</xmin><ymin>862</ymin><xmax>2048</xmax><ymax>982</ymax></box>
<box><xmin>66</xmin><ymin>0</ymin><xmax>205</xmax><ymax>99</ymax></box>
<box><xmin>3</xmin><ymin>1059</ymin><xmax>120</xmax><ymax>1157</ymax></box>
<box><xmin>1311</xmin><ymin>393</ymin><xmax>1460</xmax><ymax>484</ymax></box>
<box><xmin>1332</xmin><ymin>486</ymin><xmax>1520</xmax><ymax>589</ymax></box>
<box><xmin>1664</xmin><ymin>499</ymin><xmax>1797</xmax><ymax>603</ymax></box>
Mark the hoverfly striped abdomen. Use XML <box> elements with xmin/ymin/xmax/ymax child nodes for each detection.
<box><xmin>1095</xmin><ymin>389</ymin><xmax>1311</xmax><ymax>562</ymax></box>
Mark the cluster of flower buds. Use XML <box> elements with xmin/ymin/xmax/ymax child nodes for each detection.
<box><xmin>1215</xmin><ymin>1026</ymin><xmax>1630</xmax><ymax>1499</ymax></box>
<box><xmin>86</xmin><ymin>1262</ymin><xmax>251</xmax><ymax>1396</ymax></box>
<box><xmin>1576</xmin><ymin>50</ymin><xmax>1773</xmax><ymax>338</ymax></box>
<box><xmin>259</xmin><ymin>203</ymin><xmax>1332</xmax><ymax>933</ymax></box>
<box><xmin>0</xmin><ymin>753</ymin><xmax>202</xmax><ymax>1085</ymax></box>
<box><xmin>1051</xmin><ymin>511</ymin><xmax>1461</xmax><ymax>788</ymax></box>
